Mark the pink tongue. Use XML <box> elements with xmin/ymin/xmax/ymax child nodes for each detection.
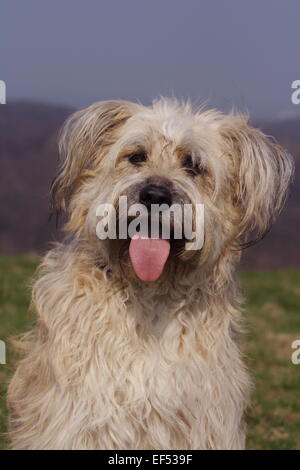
<box><xmin>129</xmin><ymin>237</ymin><xmax>170</xmax><ymax>282</ymax></box>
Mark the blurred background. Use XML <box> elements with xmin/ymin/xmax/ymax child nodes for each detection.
<box><xmin>0</xmin><ymin>0</ymin><xmax>300</xmax><ymax>450</ymax></box>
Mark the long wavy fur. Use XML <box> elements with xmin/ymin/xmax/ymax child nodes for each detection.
<box><xmin>8</xmin><ymin>98</ymin><xmax>294</xmax><ymax>449</ymax></box>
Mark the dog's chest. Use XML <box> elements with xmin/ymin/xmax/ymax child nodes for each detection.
<box><xmin>96</xmin><ymin>323</ymin><xmax>208</xmax><ymax>417</ymax></box>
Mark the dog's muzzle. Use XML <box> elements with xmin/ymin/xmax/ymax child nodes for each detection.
<box><xmin>127</xmin><ymin>179</ymin><xmax>186</xmax><ymax>282</ymax></box>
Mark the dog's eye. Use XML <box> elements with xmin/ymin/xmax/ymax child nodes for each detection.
<box><xmin>128</xmin><ymin>153</ymin><xmax>147</xmax><ymax>165</ymax></box>
<box><xmin>183</xmin><ymin>155</ymin><xmax>206</xmax><ymax>176</ymax></box>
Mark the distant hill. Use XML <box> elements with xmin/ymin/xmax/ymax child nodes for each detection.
<box><xmin>0</xmin><ymin>101</ymin><xmax>299</xmax><ymax>268</ymax></box>
<box><xmin>0</xmin><ymin>102</ymin><xmax>71</xmax><ymax>253</ymax></box>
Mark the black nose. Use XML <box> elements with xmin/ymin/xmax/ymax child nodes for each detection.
<box><xmin>139</xmin><ymin>183</ymin><xmax>172</xmax><ymax>209</ymax></box>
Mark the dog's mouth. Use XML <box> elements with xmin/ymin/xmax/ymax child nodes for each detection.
<box><xmin>116</xmin><ymin>214</ymin><xmax>187</xmax><ymax>282</ymax></box>
<box><xmin>129</xmin><ymin>236</ymin><xmax>171</xmax><ymax>282</ymax></box>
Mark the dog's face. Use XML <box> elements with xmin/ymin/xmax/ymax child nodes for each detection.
<box><xmin>51</xmin><ymin>99</ymin><xmax>293</xmax><ymax>283</ymax></box>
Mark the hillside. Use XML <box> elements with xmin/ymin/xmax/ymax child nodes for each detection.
<box><xmin>0</xmin><ymin>102</ymin><xmax>299</xmax><ymax>268</ymax></box>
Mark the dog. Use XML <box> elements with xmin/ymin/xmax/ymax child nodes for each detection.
<box><xmin>8</xmin><ymin>98</ymin><xmax>293</xmax><ymax>449</ymax></box>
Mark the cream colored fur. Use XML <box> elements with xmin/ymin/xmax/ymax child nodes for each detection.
<box><xmin>8</xmin><ymin>98</ymin><xmax>294</xmax><ymax>449</ymax></box>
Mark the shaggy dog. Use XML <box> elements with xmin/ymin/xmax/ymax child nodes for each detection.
<box><xmin>8</xmin><ymin>98</ymin><xmax>293</xmax><ymax>450</ymax></box>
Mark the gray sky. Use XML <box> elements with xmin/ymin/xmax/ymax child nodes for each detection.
<box><xmin>1</xmin><ymin>0</ymin><xmax>300</xmax><ymax>119</ymax></box>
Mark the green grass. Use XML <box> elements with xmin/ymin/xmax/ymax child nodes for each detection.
<box><xmin>241</xmin><ymin>270</ymin><xmax>300</xmax><ymax>450</ymax></box>
<box><xmin>0</xmin><ymin>255</ymin><xmax>38</xmax><ymax>450</ymax></box>
<box><xmin>0</xmin><ymin>256</ymin><xmax>300</xmax><ymax>449</ymax></box>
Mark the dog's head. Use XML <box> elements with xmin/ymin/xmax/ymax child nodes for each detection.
<box><xmin>51</xmin><ymin>99</ymin><xmax>293</xmax><ymax>284</ymax></box>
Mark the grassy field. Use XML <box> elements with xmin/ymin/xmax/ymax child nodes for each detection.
<box><xmin>0</xmin><ymin>255</ymin><xmax>300</xmax><ymax>450</ymax></box>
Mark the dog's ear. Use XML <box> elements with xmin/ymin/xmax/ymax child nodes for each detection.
<box><xmin>50</xmin><ymin>100</ymin><xmax>137</xmax><ymax>218</ymax></box>
<box><xmin>219</xmin><ymin>114</ymin><xmax>294</xmax><ymax>248</ymax></box>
